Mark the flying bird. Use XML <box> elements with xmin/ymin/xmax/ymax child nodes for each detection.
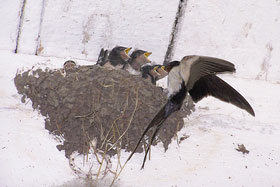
<box><xmin>127</xmin><ymin>55</ymin><xmax>255</xmax><ymax>169</ymax></box>
<box><xmin>97</xmin><ymin>46</ymin><xmax>131</xmax><ymax>69</ymax></box>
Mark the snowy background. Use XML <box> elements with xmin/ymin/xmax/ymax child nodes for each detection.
<box><xmin>0</xmin><ymin>0</ymin><xmax>280</xmax><ymax>186</ymax></box>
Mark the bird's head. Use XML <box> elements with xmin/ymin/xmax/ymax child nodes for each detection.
<box><xmin>63</xmin><ymin>60</ymin><xmax>76</xmax><ymax>70</ymax></box>
<box><xmin>110</xmin><ymin>46</ymin><xmax>131</xmax><ymax>61</ymax></box>
<box><xmin>129</xmin><ymin>49</ymin><xmax>152</xmax><ymax>71</ymax></box>
<box><xmin>164</xmin><ymin>60</ymin><xmax>180</xmax><ymax>72</ymax></box>
<box><xmin>130</xmin><ymin>50</ymin><xmax>152</xmax><ymax>63</ymax></box>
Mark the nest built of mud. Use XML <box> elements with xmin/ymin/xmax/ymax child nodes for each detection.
<box><xmin>14</xmin><ymin>65</ymin><xmax>194</xmax><ymax>158</ymax></box>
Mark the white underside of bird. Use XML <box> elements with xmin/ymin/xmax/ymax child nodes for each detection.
<box><xmin>167</xmin><ymin>56</ymin><xmax>199</xmax><ymax>97</ymax></box>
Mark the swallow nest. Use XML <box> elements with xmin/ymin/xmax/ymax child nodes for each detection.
<box><xmin>14</xmin><ymin>65</ymin><xmax>194</xmax><ymax>158</ymax></box>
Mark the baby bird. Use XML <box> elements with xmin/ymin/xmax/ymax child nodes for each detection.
<box><xmin>141</xmin><ymin>65</ymin><xmax>168</xmax><ymax>85</ymax></box>
<box><xmin>97</xmin><ymin>46</ymin><xmax>131</xmax><ymax>69</ymax></box>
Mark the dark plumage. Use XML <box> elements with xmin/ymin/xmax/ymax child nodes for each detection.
<box><xmin>97</xmin><ymin>46</ymin><xmax>131</xmax><ymax>69</ymax></box>
<box><xmin>96</xmin><ymin>48</ymin><xmax>109</xmax><ymax>66</ymax></box>
<box><xmin>188</xmin><ymin>74</ymin><xmax>254</xmax><ymax>115</ymax></box>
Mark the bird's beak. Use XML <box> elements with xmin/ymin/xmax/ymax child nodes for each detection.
<box><xmin>125</xmin><ymin>47</ymin><xmax>132</xmax><ymax>55</ymax></box>
<box><xmin>144</xmin><ymin>52</ymin><xmax>152</xmax><ymax>62</ymax></box>
<box><xmin>161</xmin><ymin>66</ymin><xmax>167</xmax><ymax>73</ymax></box>
<box><xmin>144</xmin><ymin>52</ymin><xmax>152</xmax><ymax>58</ymax></box>
<box><xmin>153</xmin><ymin>66</ymin><xmax>161</xmax><ymax>76</ymax></box>
<box><xmin>162</xmin><ymin>65</ymin><xmax>171</xmax><ymax>73</ymax></box>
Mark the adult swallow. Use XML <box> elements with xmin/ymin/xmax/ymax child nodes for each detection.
<box><xmin>127</xmin><ymin>55</ymin><xmax>255</xmax><ymax>169</ymax></box>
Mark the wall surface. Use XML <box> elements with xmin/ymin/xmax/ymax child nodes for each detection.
<box><xmin>174</xmin><ymin>0</ymin><xmax>280</xmax><ymax>81</ymax></box>
<box><xmin>0</xmin><ymin>0</ymin><xmax>279</xmax><ymax>80</ymax></box>
<box><xmin>1</xmin><ymin>1</ymin><xmax>280</xmax><ymax>187</ymax></box>
<box><xmin>0</xmin><ymin>0</ymin><xmax>22</xmax><ymax>51</ymax></box>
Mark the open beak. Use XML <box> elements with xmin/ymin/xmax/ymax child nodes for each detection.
<box><xmin>153</xmin><ymin>66</ymin><xmax>161</xmax><ymax>76</ymax></box>
<box><xmin>161</xmin><ymin>66</ymin><xmax>167</xmax><ymax>73</ymax></box>
<box><xmin>162</xmin><ymin>65</ymin><xmax>172</xmax><ymax>73</ymax></box>
<box><xmin>124</xmin><ymin>47</ymin><xmax>132</xmax><ymax>55</ymax></box>
<box><xmin>144</xmin><ymin>52</ymin><xmax>152</xmax><ymax>63</ymax></box>
<box><xmin>144</xmin><ymin>52</ymin><xmax>152</xmax><ymax>58</ymax></box>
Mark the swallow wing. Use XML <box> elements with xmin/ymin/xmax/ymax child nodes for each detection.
<box><xmin>185</xmin><ymin>56</ymin><xmax>236</xmax><ymax>91</ymax></box>
<box><xmin>189</xmin><ymin>75</ymin><xmax>255</xmax><ymax>116</ymax></box>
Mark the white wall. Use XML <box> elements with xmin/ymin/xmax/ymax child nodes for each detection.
<box><xmin>0</xmin><ymin>0</ymin><xmax>23</xmax><ymax>51</ymax></box>
<box><xmin>174</xmin><ymin>0</ymin><xmax>280</xmax><ymax>81</ymax></box>
<box><xmin>0</xmin><ymin>0</ymin><xmax>279</xmax><ymax>81</ymax></box>
<box><xmin>17</xmin><ymin>0</ymin><xmax>44</xmax><ymax>54</ymax></box>
<box><xmin>38</xmin><ymin>0</ymin><xmax>178</xmax><ymax>63</ymax></box>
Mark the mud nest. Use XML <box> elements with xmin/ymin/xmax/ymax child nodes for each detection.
<box><xmin>14</xmin><ymin>65</ymin><xmax>194</xmax><ymax>158</ymax></box>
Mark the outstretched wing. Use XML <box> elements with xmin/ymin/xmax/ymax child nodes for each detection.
<box><xmin>189</xmin><ymin>75</ymin><xmax>255</xmax><ymax>116</ymax></box>
<box><xmin>182</xmin><ymin>56</ymin><xmax>236</xmax><ymax>91</ymax></box>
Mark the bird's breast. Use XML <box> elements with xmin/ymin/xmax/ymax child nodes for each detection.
<box><xmin>167</xmin><ymin>66</ymin><xmax>183</xmax><ymax>97</ymax></box>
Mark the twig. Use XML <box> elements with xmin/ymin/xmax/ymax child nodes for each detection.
<box><xmin>106</xmin><ymin>92</ymin><xmax>129</xmax><ymax>151</ymax></box>
<box><xmin>94</xmin><ymin>141</ymin><xmax>108</xmax><ymax>184</ymax></box>
<box><xmin>75</xmin><ymin>110</ymin><xmax>96</xmax><ymax>119</ymax></box>
<box><xmin>176</xmin><ymin>121</ymin><xmax>180</xmax><ymax>146</ymax></box>
<box><xmin>109</xmin><ymin>87</ymin><xmax>140</xmax><ymax>187</ymax></box>
<box><xmin>55</xmin><ymin>119</ymin><xmax>63</xmax><ymax>135</ymax></box>
<box><xmin>107</xmin><ymin>88</ymin><xmax>139</xmax><ymax>151</ymax></box>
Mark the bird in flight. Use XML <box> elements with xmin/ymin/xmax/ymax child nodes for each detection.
<box><xmin>127</xmin><ymin>55</ymin><xmax>255</xmax><ymax>169</ymax></box>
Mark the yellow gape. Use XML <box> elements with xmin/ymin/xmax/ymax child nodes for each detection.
<box><xmin>144</xmin><ymin>52</ymin><xmax>152</xmax><ymax>57</ymax></box>
<box><xmin>124</xmin><ymin>47</ymin><xmax>131</xmax><ymax>55</ymax></box>
<box><xmin>153</xmin><ymin>66</ymin><xmax>161</xmax><ymax>75</ymax></box>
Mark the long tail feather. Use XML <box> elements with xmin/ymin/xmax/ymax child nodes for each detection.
<box><xmin>141</xmin><ymin>119</ymin><xmax>166</xmax><ymax>169</ymax></box>
<box><xmin>127</xmin><ymin>83</ymin><xmax>187</xmax><ymax>168</ymax></box>
<box><xmin>126</xmin><ymin>106</ymin><xmax>166</xmax><ymax>161</ymax></box>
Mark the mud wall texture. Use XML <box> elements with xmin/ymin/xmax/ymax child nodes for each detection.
<box><xmin>14</xmin><ymin>65</ymin><xmax>194</xmax><ymax>158</ymax></box>
<box><xmin>2</xmin><ymin>0</ymin><xmax>279</xmax><ymax>81</ymax></box>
